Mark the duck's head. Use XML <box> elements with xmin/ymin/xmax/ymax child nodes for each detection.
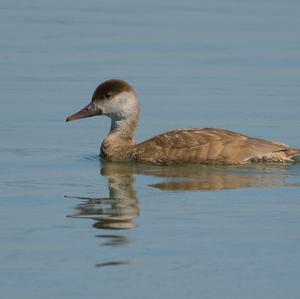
<box><xmin>66</xmin><ymin>79</ymin><xmax>139</xmax><ymax>123</ymax></box>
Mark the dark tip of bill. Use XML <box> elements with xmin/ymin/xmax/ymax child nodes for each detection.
<box><xmin>66</xmin><ymin>117</ymin><xmax>70</xmax><ymax>122</ymax></box>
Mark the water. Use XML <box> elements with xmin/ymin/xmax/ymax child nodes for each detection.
<box><xmin>1</xmin><ymin>0</ymin><xmax>300</xmax><ymax>298</ymax></box>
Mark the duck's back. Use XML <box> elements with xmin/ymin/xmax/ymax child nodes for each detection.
<box><xmin>130</xmin><ymin>128</ymin><xmax>297</xmax><ymax>165</ymax></box>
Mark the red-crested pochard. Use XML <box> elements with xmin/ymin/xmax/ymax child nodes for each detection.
<box><xmin>66</xmin><ymin>79</ymin><xmax>300</xmax><ymax>165</ymax></box>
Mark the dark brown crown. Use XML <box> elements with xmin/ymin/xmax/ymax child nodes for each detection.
<box><xmin>92</xmin><ymin>79</ymin><xmax>135</xmax><ymax>101</ymax></box>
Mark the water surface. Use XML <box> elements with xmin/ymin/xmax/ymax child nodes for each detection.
<box><xmin>1</xmin><ymin>0</ymin><xmax>300</xmax><ymax>298</ymax></box>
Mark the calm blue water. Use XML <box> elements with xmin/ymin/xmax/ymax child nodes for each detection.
<box><xmin>1</xmin><ymin>0</ymin><xmax>300</xmax><ymax>298</ymax></box>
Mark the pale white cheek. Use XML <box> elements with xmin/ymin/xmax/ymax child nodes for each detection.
<box><xmin>100</xmin><ymin>92</ymin><xmax>138</xmax><ymax>117</ymax></box>
<box><xmin>95</xmin><ymin>100</ymin><xmax>117</xmax><ymax>115</ymax></box>
<box><xmin>106</xmin><ymin>101</ymin><xmax>122</xmax><ymax>114</ymax></box>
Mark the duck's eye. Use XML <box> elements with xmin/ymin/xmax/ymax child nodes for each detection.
<box><xmin>104</xmin><ymin>91</ymin><xmax>112</xmax><ymax>99</ymax></box>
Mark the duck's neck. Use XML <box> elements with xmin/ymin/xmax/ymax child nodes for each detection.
<box><xmin>101</xmin><ymin>110</ymin><xmax>139</xmax><ymax>160</ymax></box>
<box><xmin>110</xmin><ymin>114</ymin><xmax>138</xmax><ymax>141</ymax></box>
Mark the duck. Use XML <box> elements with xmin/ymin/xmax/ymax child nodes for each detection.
<box><xmin>66</xmin><ymin>79</ymin><xmax>300</xmax><ymax>165</ymax></box>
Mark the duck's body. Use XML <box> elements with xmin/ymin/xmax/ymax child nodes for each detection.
<box><xmin>67</xmin><ymin>79</ymin><xmax>300</xmax><ymax>165</ymax></box>
<box><xmin>101</xmin><ymin>127</ymin><xmax>299</xmax><ymax>165</ymax></box>
<box><xmin>131</xmin><ymin>128</ymin><xmax>299</xmax><ymax>165</ymax></box>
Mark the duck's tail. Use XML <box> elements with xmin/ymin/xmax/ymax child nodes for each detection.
<box><xmin>286</xmin><ymin>148</ymin><xmax>300</xmax><ymax>160</ymax></box>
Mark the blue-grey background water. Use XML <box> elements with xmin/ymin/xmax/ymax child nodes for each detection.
<box><xmin>1</xmin><ymin>0</ymin><xmax>300</xmax><ymax>298</ymax></box>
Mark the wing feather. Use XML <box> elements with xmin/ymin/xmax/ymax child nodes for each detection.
<box><xmin>131</xmin><ymin>128</ymin><xmax>290</xmax><ymax>165</ymax></box>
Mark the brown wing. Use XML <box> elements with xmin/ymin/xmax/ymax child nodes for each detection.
<box><xmin>130</xmin><ymin>128</ymin><xmax>290</xmax><ymax>165</ymax></box>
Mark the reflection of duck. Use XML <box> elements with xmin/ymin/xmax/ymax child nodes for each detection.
<box><xmin>67</xmin><ymin>161</ymin><xmax>298</xmax><ymax>228</ymax></box>
<box><xmin>101</xmin><ymin>160</ymin><xmax>298</xmax><ymax>191</ymax></box>
<box><xmin>67</xmin><ymin>165</ymin><xmax>139</xmax><ymax>229</ymax></box>
<box><xmin>66</xmin><ymin>79</ymin><xmax>300</xmax><ymax>165</ymax></box>
<box><xmin>66</xmin><ymin>161</ymin><xmax>299</xmax><ymax>269</ymax></box>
